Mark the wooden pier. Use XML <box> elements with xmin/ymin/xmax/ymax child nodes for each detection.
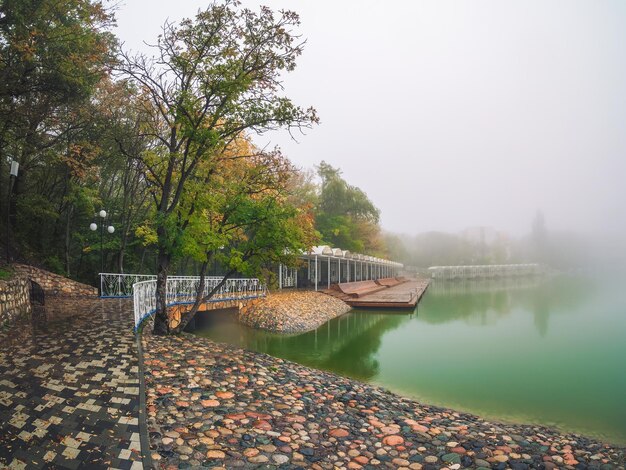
<box><xmin>322</xmin><ymin>277</ymin><xmax>430</xmax><ymax>309</ymax></box>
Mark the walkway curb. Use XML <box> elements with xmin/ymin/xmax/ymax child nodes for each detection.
<box><xmin>136</xmin><ymin>332</ymin><xmax>154</xmax><ymax>469</ymax></box>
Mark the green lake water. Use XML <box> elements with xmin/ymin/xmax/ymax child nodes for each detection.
<box><xmin>194</xmin><ymin>276</ymin><xmax>626</xmax><ymax>445</ymax></box>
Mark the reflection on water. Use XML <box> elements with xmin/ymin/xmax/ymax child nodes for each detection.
<box><xmin>196</xmin><ymin>310</ymin><xmax>409</xmax><ymax>380</ymax></box>
<box><xmin>423</xmin><ymin>277</ymin><xmax>590</xmax><ymax>336</ymax></box>
<box><xmin>195</xmin><ymin>276</ymin><xmax>626</xmax><ymax>445</ymax></box>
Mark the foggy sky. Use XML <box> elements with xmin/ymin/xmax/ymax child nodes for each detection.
<box><xmin>114</xmin><ymin>1</ymin><xmax>626</xmax><ymax>238</ymax></box>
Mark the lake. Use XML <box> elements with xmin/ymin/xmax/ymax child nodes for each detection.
<box><xmin>194</xmin><ymin>275</ymin><xmax>626</xmax><ymax>445</ymax></box>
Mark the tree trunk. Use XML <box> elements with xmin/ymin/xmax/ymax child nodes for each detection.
<box><xmin>118</xmin><ymin>236</ymin><xmax>126</xmax><ymax>273</ymax></box>
<box><xmin>173</xmin><ymin>264</ymin><xmax>238</xmax><ymax>335</ymax></box>
<box><xmin>173</xmin><ymin>261</ymin><xmax>208</xmax><ymax>334</ymax></box>
<box><xmin>153</xmin><ymin>247</ymin><xmax>171</xmax><ymax>335</ymax></box>
<box><xmin>65</xmin><ymin>205</ymin><xmax>73</xmax><ymax>276</ymax></box>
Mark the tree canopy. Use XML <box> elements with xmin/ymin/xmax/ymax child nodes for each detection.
<box><xmin>117</xmin><ymin>0</ymin><xmax>318</xmax><ymax>334</ymax></box>
<box><xmin>314</xmin><ymin>161</ymin><xmax>384</xmax><ymax>255</ymax></box>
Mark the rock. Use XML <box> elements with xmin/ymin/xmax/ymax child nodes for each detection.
<box><xmin>206</xmin><ymin>450</ymin><xmax>225</xmax><ymax>459</ymax></box>
<box><xmin>248</xmin><ymin>454</ymin><xmax>269</xmax><ymax>464</ymax></box>
<box><xmin>243</xmin><ymin>448</ymin><xmax>259</xmax><ymax>458</ymax></box>
<box><xmin>393</xmin><ymin>458</ymin><xmax>411</xmax><ymax>466</ymax></box>
<box><xmin>177</xmin><ymin>446</ymin><xmax>193</xmax><ymax>455</ymax></box>
<box><xmin>412</xmin><ymin>424</ymin><xmax>429</xmax><ymax>433</ymax></box>
<box><xmin>329</xmin><ymin>428</ymin><xmax>350</xmax><ymax>438</ymax></box>
<box><xmin>300</xmin><ymin>447</ymin><xmax>315</xmax><ymax>457</ymax></box>
<box><xmin>272</xmin><ymin>454</ymin><xmax>289</xmax><ymax>464</ymax></box>
<box><xmin>382</xmin><ymin>425</ymin><xmax>400</xmax><ymax>435</ymax></box>
<box><xmin>383</xmin><ymin>435</ymin><xmax>405</xmax><ymax>446</ymax></box>
<box><xmin>442</xmin><ymin>453</ymin><xmax>461</xmax><ymax>464</ymax></box>
<box><xmin>252</xmin><ymin>419</ymin><xmax>272</xmax><ymax>430</ymax></box>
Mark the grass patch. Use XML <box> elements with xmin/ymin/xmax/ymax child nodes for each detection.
<box><xmin>0</xmin><ymin>267</ymin><xmax>14</xmax><ymax>280</ymax></box>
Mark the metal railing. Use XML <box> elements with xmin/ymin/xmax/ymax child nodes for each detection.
<box><xmin>133</xmin><ymin>280</ymin><xmax>157</xmax><ymax>329</ymax></box>
<box><xmin>100</xmin><ymin>273</ymin><xmax>157</xmax><ymax>298</ymax></box>
<box><xmin>100</xmin><ymin>273</ymin><xmax>230</xmax><ymax>298</ymax></box>
<box><xmin>131</xmin><ymin>275</ymin><xmax>266</xmax><ymax>331</ymax></box>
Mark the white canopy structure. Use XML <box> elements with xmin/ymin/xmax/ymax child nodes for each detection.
<box><xmin>278</xmin><ymin>245</ymin><xmax>404</xmax><ymax>290</ymax></box>
<box><xmin>427</xmin><ymin>264</ymin><xmax>540</xmax><ymax>280</ymax></box>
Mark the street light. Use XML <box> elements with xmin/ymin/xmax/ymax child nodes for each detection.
<box><xmin>90</xmin><ymin>209</ymin><xmax>114</xmax><ymax>275</ymax></box>
<box><xmin>5</xmin><ymin>160</ymin><xmax>19</xmax><ymax>262</ymax></box>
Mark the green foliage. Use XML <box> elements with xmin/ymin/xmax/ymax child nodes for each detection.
<box><xmin>0</xmin><ymin>267</ymin><xmax>14</xmax><ymax>280</ymax></box>
<box><xmin>314</xmin><ymin>161</ymin><xmax>384</xmax><ymax>255</ymax></box>
<box><xmin>0</xmin><ymin>0</ymin><xmax>130</xmax><ymax>280</ymax></box>
<box><xmin>0</xmin><ymin>0</ymin><xmax>115</xmax><ymax>157</ymax></box>
<box><xmin>317</xmin><ymin>162</ymin><xmax>379</xmax><ymax>223</ymax></box>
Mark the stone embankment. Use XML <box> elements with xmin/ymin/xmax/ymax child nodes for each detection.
<box><xmin>0</xmin><ymin>273</ymin><xmax>31</xmax><ymax>327</ymax></box>
<box><xmin>143</xmin><ymin>333</ymin><xmax>625</xmax><ymax>470</ymax></box>
<box><xmin>238</xmin><ymin>290</ymin><xmax>351</xmax><ymax>333</ymax></box>
<box><xmin>13</xmin><ymin>263</ymin><xmax>97</xmax><ymax>296</ymax></box>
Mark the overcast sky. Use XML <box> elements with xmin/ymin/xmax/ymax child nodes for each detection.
<box><xmin>113</xmin><ymin>0</ymin><xmax>626</xmax><ymax>238</ymax></box>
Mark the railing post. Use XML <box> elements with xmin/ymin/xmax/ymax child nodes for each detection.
<box><xmin>327</xmin><ymin>256</ymin><xmax>330</xmax><ymax>289</ymax></box>
<box><xmin>315</xmin><ymin>255</ymin><xmax>318</xmax><ymax>291</ymax></box>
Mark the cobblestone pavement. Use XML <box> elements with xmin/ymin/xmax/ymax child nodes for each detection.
<box><xmin>0</xmin><ymin>298</ymin><xmax>144</xmax><ymax>470</ymax></box>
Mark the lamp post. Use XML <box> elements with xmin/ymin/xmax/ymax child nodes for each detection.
<box><xmin>6</xmin><ymin>160</ymin><xmax>19</xmax><ymax>262</ymax></box>
<box><xmin>90</xmin><ymin>209</ymin><xmax>114</xmax><ymax>275</ymax></box>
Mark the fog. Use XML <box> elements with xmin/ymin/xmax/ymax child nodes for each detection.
<box><xmin>114</xmin><ymin>1</ymin><xmax>626</xmax><ymax>262</ymax></box>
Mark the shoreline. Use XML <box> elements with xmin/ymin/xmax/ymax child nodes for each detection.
<box><xmin>142</xmin><ymin>331</ymin><xmax>625</xmax><ymax>469</ymax></box>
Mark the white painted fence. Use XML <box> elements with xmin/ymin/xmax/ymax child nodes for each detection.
<box><xmin>100</xmin><ymin>273</ymin><xmax>156</xmax><ymax>298</ymax></box>
<box><xmin>130</xmin><ymin>275</ymin><xmax>266</xmax><ymax>331</ymax></box>
<box><xmin>99</xmin><ymin>273</ymin><xmax>229</xmax><ymax>298</ymax></box>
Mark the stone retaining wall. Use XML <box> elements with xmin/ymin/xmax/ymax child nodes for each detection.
<box><xmin>12</xmin><ymin>264</ymin><xmax>97</xmax><ymax>297</ymax></box>
<box><xmin>238</xmin><ymin>290</ymin><xmax>351</xmax><ymax>333</ymax></box>
<box><xmin>0</xmin><ymin>275</ymin><xmax>31</xmax><ymax>327</ymax></box>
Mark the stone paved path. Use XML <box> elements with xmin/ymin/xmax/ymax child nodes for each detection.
<box><xmin>0</xmin><ymin>298</ymin><xmax>144</xmax><ymax>469</ymax></box>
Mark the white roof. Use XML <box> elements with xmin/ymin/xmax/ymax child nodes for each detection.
<box><xmin>310</xmin><ymin>245</ymin><xmax>333</xmax><ymax>256</ymax></box>
<box><xmin>332</xmin><ymin>248</ymin><xmax>344</xmax><ymax>257</ymax></box>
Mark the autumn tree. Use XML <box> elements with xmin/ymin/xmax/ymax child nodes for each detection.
<box><xmin>92</xmin><ymin>79</ymin><xmax>153</xmax><ymax>274</ymax></box>
<box><xmin>119</xmin><ymin>1</ymin><xmax>318</xmax><ymax>335</ymax></box>
<box><xmin>164</xmin><ymin>140</ymin><xmax>316</xmax><ymax>333</ymax></box>
<box><xmin>0</xmin><ymin>0</ymin><xmax>115</xmax><ymax>267</ymax></box>
<box><xmin>314</xmin><ymin>161</ymin><xmax>383</xmax><ymax>254</ymax></box>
